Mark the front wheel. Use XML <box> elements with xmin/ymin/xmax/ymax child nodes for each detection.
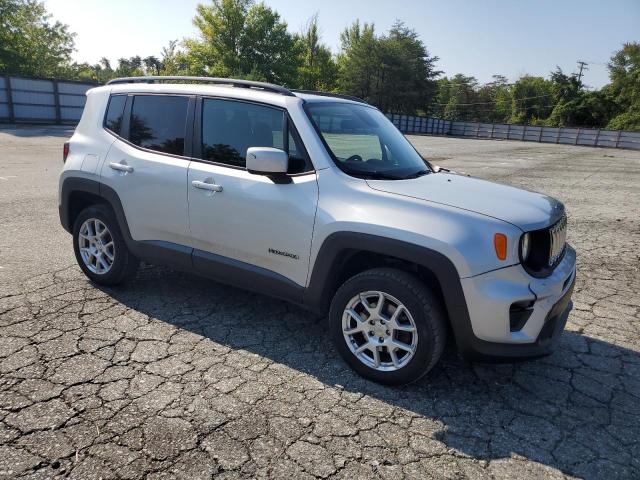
<box><xmin>329</xmin><ymin>268</ymin><xmax>446</xmax><ymax>385</ymax></box>
<box><xmin>72</xmin><ymin>205</ymin><xmax>139</xmax><ymax>286</ymax></box>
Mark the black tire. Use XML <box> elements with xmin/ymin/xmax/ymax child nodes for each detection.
<box><xmin>329</xmin><ymin>268</ymin><xmax>446</xmax><ymax>385</ymax></box>
<box><xmin>72</xmin><ymin>205</ymin><xmax>139</xmax><ymax>286</ymax></box>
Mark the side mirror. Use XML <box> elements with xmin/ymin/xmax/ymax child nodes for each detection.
<box><xmin>246</xmin><ymin>147</ymin><xmax>288</xmax><ymax>175</ymax></box>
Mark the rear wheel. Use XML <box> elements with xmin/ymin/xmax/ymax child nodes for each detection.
<box><xmin>330</xmin><ymin>268</ymin><xmax>446</xmax><ymax>385</ymax></box>
<box><xmin>72</xmin><ymin>205</ymin><xmax>138</xmax><ymax>285</ymax></box>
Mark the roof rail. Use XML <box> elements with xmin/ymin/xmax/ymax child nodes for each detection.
<box><xmin>106</xmin><ymin>76</ymin><xmax>295</xmax><ymax>97</ymax></box>
<box><xmin>290</xmin><ymin>89</ymin><xmax>367</xmax><ymax>104</ymax></box>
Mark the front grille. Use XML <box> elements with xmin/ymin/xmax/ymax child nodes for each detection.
<box><xmin>548</xmin><ymin>215</ymin><xmax>567</xmax><ymax>267</ymax></box>
<box><xmin>521</xmin><ymin>214</ymin><xmax>568</xmax><ymax>278</ymax></box>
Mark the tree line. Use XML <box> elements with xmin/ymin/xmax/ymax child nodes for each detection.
<box><xmin>1</xmin><ymin>0</ymin><xmax>638</xmax><ymax>131</ymax></box>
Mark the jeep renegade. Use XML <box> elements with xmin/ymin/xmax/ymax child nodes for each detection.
<box><xmin>59</xmin><ymin>77</ymin><xmax>576</xmax><ymax>385</ymax></box>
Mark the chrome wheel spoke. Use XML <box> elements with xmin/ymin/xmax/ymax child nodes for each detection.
<box><xmin>391</xmin><ymin>339</ymin><xmax>413</xmax><ymax>354</ymax></box>
<box><xmin>360</xmin><ymin>295</ymin><xmax>376</xmax><ymax>314</ymax></box>
<box><xmin>389</xmin><ymin>305</ymin><xmax>416</xmax><ymax>332</ymax></box>
<box><xmin>372</xmin><ymin>346</ymin><xmax>381</xmax><ymax>368</ymax></box>
<box><xmin>97</xmin><ymin>254</ymin><xmax>109</xmax><ymax>272</ymax></box>
<box><xmin>389</xmin><ymin>348</ymin><xmax>400</xmax><ymax>368</ymax></box>
<box><xmin>344</xmin><ymin>308</ymin><xmax>366</xmax><ymax>334</ymax></box>
<box><xmin>360</xmin><ymin>292</ymin><xmax>384</xmax><ymax>315</ymax></box>
<box><xmin>392</xmin><ymin>323</ymin><xmax>416</xmax><ymax>333</ymax></box>
<box><xmin>344</xmin><ymin>326</ymin><xmax>363</xmax><ymax>335</ymax></box>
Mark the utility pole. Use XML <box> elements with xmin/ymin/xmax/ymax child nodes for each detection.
<box><xmin>576</xmin><ymin>61</ymin><xmax>589</xmax><ymax>82</ymax></box>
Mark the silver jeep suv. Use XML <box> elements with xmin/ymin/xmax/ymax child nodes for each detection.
<box><xmin>59</xmin><ymin>76</ymin><xmax>576</xmax><ymax>384</ymax></box>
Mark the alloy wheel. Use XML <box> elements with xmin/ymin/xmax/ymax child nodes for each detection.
<box><xmin>78</xmin><ymin>218</ymin><xmax>115</xmax><ymax>274</ymax></box>
<box><xmin>342</xmin><ymin>290</ymin><xmax>418</xmax><ymax>371</ymax></box>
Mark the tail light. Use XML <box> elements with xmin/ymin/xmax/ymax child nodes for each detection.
<box><xmin>63</xmin><ymin>141</ymin><xmax>70</xmax><ymax>163</ymax></box>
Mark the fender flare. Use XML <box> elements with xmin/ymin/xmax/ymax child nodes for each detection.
<box><xmin>303</xmin><ymin>232</ymin><xmax>476</xmax><ymax>354</ymax></box>
<box><xmin>59</xmin><ymin>177</ymin><xmax>133</xmax><ymax>241</ymax></box>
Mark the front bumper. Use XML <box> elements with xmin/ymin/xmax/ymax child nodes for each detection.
<box><xmin>455</xmin><ymin>245</ymin><xmax>576</xmax><ymax>362</ymax></box>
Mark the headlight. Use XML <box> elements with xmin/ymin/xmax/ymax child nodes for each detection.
<box><xmin>520</xmin><ymin>233</ymin><xmax>531</xmax><ymax>261</ymax></box>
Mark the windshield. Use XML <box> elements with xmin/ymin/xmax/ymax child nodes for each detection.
<box><xmin>306</xmin><ymin>103</ymin><xmax>431</xmax><ymax>180</ymax></box>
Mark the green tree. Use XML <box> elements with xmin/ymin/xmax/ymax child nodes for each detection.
<box><xmin>375</xmin><ymin>21</ymin><xmax>439</xmax><ymax>113</ymax></box>
<box><xmin>0</xmin><ymin>0</ymin><xmax>75</xmax><ymax>77</ymax></box>
<box><xmin>336</xmin><ymin>20</ymin><xmax>380</xmax><ymax>102</ymax></box>
<box><xmin>606</xmin><ymin>42</ymin><xmax>640</xmax><ymax>131</ymax></box>
<box><xmin>431</xmin><ymin>77</ymin><xmax>451</xmax><ymax>117</ymax></box>
<box><xmin>337</xmin><ymin>20</ymin><xmax>438</xmax><ymax>113</ymax></box>
<box><xmin>185</xmin><ymin>0</ymin><xmax>300</xmax><ymax>85</ymax></box>
<box><xmin>114</xmin><ymin>56</ymin><xmax>144</xmax><ymax>77</ymax></box>
<box><xmin>484</xmin><ymin>75</ymin><xmax>512</xmax><ymax>123</ymax></box>
<box><xmin>545</xmin><ymin>67</ymin><xmax>584</xmax><ymax>127</ymax></box>
<box><xmin>143</xmin><ymin>56</ymin><xmax>162</xmax><ymax>75</ymax></box>
<box><xmin>160</xmin><ymin>40</ymin><xmax>189</xmax><ymax>75</ymax></box>
<box><xmin>544</xmin><ymin>67</ymin><xmax>614</xmax><ymax>128</ymax></box>
<box><xmin>509</xmin><ymin>75</ymin><xmax>554</xmax><ymax>124</ymax></box>
<box><xmin>295</xmin><ymin>14</ymin><xmax>337</xmax><ymax>91</ymax></box>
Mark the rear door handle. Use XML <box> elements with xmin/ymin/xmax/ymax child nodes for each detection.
<box><xmin>109</xmin><ymin>161</ymin><xmax>134</xmax><ymax>173</ymax></box>
<box><xmin>192</xmin><ymin>180</ymin><xmax>223</xmax><ymax>192</ymax></box>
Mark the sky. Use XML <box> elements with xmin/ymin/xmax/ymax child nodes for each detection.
<box><xmin>44</xmin><ymin>0</ymin><xmax>640</xmax><ymax>89</ymax></box>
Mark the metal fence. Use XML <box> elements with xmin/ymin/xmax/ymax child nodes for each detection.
<box><xmin>2</xmin><ymin>75</ymin><xmax>639</xmax><ymax>150</ymax></box>
<box><xmin>386</xmin><ymin>113</ymin><xmax>640</xmax><ymax>150</ymax></box>
<box><xmin>0</xmin><ymin>75</ymin><xmax>97</xmax><ymax>124</ymax></box>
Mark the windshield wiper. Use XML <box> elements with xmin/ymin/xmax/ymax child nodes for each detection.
<box><xmin>349</xmin><ymin>171</ymin><xmax>404</xmax><ymax>180</ymax></box>
<box><xmin>402</xmin><ymin>169</ymin><xmax>431</xmax><ymax>179</ymax></box>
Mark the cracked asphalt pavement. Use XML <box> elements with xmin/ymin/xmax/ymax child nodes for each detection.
<box><xmin>1</xmin><ymin>126</ymin><xmax>639</xmax><ymax>479</ymax></box>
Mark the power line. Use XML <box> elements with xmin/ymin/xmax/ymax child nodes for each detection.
<box><xmin>430</xmin><ymin>93</ymin><xmax>553</xmax><ymax>107</ymax></box>
<box><xmin>581</xmin><ymin>59</ymin><xmax>609</xmax><ymax>67</ymax></box>
<box><xmin>435</xmin><ymin>104</ymin><xmax>557</xmax><ymax>113</ymax></box>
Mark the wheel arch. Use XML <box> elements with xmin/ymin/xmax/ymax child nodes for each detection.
<box><xmin>59</xmin><ymin>177</ymin><xmax>134</xmax><ymax>244</ymax></box>
<box><xmin>303</xmin><ymin>232</ymin><xmax>474</xmax><ymax>349</ymax></box>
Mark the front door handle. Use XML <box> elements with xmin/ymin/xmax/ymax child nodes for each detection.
<box><xmin>192</xmin><ymin>180</ymin><xmax>223</xmax><ymax>192</ymax></box>
<box><xmin>109</xmin><ymin>161</ymin><xmax>134</xmax><ymax>173</ymax></box>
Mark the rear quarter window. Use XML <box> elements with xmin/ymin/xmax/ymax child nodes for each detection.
<box><xmin>104</xmin><ymin>95</ymin><xmax>126</xmax><ymax>134</ymax></box>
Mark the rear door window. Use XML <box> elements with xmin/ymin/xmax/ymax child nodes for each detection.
<box><xmin>129</xmin><ymin>95</ymin><xmax>189</xmax><ymax>156</ymax></box>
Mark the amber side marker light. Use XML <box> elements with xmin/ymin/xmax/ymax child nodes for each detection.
<box><xmin>494</xmin><ymin>233</ymin><xmax>508</xmax><ymax>260</ymax></box>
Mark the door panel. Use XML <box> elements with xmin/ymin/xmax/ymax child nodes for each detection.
<box><xmin>187</xmin><ymin>164</ymin><xmax>318</xmax><ymax>287</ymax></box>
<box><xmin>99</xmin><ymin>94</ymin><xmax>192</xmax><ymax>246</ymax></box>
<box><xmin>101</xmin><ymin>140</ymin><xmax>191</xmax><ymax>245</ymax></box>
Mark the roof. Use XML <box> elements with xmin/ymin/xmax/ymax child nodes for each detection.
<box><xmin>100</xmin><ymin>76</ymin><xmax>367</xmax><ymax>106</ymax></box>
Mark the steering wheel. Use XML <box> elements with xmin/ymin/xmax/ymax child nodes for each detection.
<box><xmin>345</xmin><ymin>154</ymin><xmax>364</xmax><ymax>162</ymax></box>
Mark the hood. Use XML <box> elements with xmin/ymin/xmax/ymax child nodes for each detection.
<box><xmin>366</xmin><ymin>172</ymin><xmax>564</xmax><ymax>231</ymax></box>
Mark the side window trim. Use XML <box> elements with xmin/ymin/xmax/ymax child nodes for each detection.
<box><xmin>184</xmin><ymin>96</ymin><xmax>196</xmax><ymax>158</ymax></box>
<box><xmin>285</xmin><ymin>114</ymin><xmax>314</xmax><ymax>174</ymax></box>
<box><xmin>192</xmin><ymin>95</ymin><xmax>203</xmax><ymax>161</ymax></box>
<box><xmin>120</xmin><ymin>94</ymin><xmax>133</xmax><ymax>140</ymax></box>
<box><xmin>192</xmin><ymin>95</ymin><xmax>315</xmax><ymax>174</ymax></box>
